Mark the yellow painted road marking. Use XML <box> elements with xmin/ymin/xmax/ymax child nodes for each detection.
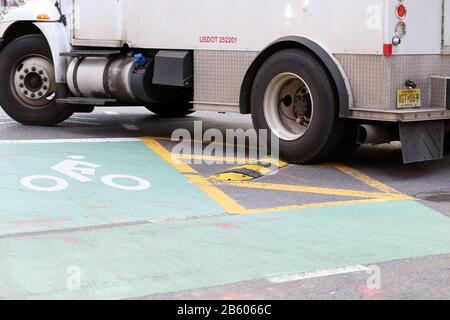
<box><xmin>141</xmin><ymin>137</ymin><xmax>411</xmax><ymax>215</ymax></box>
<box><xmin>330</xmin><ymin>163</ymin><xmax>404</xmax><ymax>194</ymax></box>
<box><xmin>142</xmin><ymin>137</ymin><xmax>247</xmax><ymax>214</ymax></box>
<box><xmin>141</xmin><ymin>137</ymin><xmax>197</xmax><ymax>174</ymax></box>
<box><xmin>153</xmin><ymin>136</ymin><xmax>263</xmax><ymax>152</ymax></box>
<box><xmin>173</xmin><ymin>154</ymin><xmax>255</xmax><ymax>164</ymax></box>
<box><xmin>242</xmin><ymin>198</ymin><xmax>407</xmax><ymax>214</ymax></box>
<box><xmin>220</xmin><ymin>181</ymin><xmax>411</xmax><ymax>200</ymax></box>
<box><xmin>186</xmin><ymin>174</ymin><xmax>247</xmax><ymax>214</ymax></box>
<box><xmin>172</xmin><ymin>153</ymin><xmax>288</xmax><ymax>167</ymax></box>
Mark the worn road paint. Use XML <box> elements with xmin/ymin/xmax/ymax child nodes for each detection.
<box><xmin>1</xmin><ymin>137</ymin><xmax>450</xmax><ymax>299</ymax></box>
<box><xmin>221</xmin><ymin>181</ymin><xmax>408</xmax><ymax>200</ymax></box>
<box><xmin>142</xmin><ymin>137</ymin><xmax>247</xmax><ymax>214</ymax></box>
<box><xmin>0</xmin><ymin>140</ymin><xmax>224</xmax><ymax>235</ymax></box>
<box><xmin>268</xmin><ymin>265</ymin><xmax>369</xmax><ymax>283</ymax></box>
<box><xmin>142</xmin><ymin>138</ymin><xmax>410</xmax><ymax>214</ymax></box>
<box><xmin>173</xmin><ymin>154</ymin><xmax>255</xmax><ymax>165</ymax></box>
<box><xmin>330</xmin><ymin>163</ymin><xmax>402</xmax><ymax>194</ymax></box>
<box><xmin>237</xmin><ymin>198</ymin><xmax>405</xmax><ymax>214</ymax></box>
<box><xmin>1</xmin><ymin>200</ymin><xmax>450</xmax><ymax>299</ymax></box>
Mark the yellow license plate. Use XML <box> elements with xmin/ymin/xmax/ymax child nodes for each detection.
<box><xmin>397</xmin><ymin>89</ymin><xmax>422</xmax><ymax>109</ymax></box>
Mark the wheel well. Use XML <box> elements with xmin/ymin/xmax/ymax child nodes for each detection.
<box><xmin>239</xmin><ymin>38</ymin><xmax>350</xmax><ymax>117</ymax></box>
<box><xmin>0</xmin><ymin>22</ymin><xmax>42</xmax><ymax>51</ymax></box>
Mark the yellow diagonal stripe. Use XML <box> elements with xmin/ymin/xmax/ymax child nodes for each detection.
<box><xmin>141</xmin><ymin>136</ymin><xmax>410</xmax><ymax>215</ymax></box>
<box><xmin>173</xmin><ymin>154</ymin><xmax>256</xmax><ymax>164</ymax></box>
<box><xmin>330</xmin><ymin>163</ymin><xmax>404</xmax><ymax>194</ymax></box>
<box><xmin>219</xmin><ymin>181</ymin><xmax>412</xmax><ymax>200</ymax></box>
<box><xmin>242</xmin><ymin>198</ymin><xmax>408</xmax><ymax>214</ymax></box>
<box><xmin>141</xmin><ymin>137</ymin><xmax>197</xmax><ymax>174</ymax></box>
<box><xmin>141</xmin><ymin>137</ymin><xmax>247</xmax><ymax>214</ymax></box>
<box><xmin>186</xmin><ymin>174</ymin><xmax>247</xmax><ymax>214</ymax></box>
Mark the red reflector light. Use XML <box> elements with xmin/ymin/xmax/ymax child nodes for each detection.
<box><xmin>396</xmin><ymin>4</ymin><xmax>407</xmax><ymax>19</ymax></box>
<box><xmin>383</xmin><ymin>44</ymin><xmax>393</xmax><ymax>56</ymax></box>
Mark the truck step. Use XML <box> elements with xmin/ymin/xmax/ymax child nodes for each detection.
<box><xmin>60</xmin><ymin>50</ymin><xmax>122</xmax><ymax>58</ymax></box>
<box><xmin>57</xmin><ymin>97</ymin><xmax>117</xmax><ymax>105</ymax></box>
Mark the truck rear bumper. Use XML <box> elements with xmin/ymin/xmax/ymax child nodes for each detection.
<box><xmin>336</xmin><ymin>54</ymin><xmax>450</xmax><ymax>117</ymax></box>
<box><xmin>349</xmin><ymin>108</ymin><xmax>450</xmax><ymax>122</ymax></box>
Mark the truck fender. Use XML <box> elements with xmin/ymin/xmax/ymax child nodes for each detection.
<box><xmin>240</xmin><ymin>36</ymin><xmax>353</xmax><ymax>118</ymax></box>
<box><xmin>32</xmin><ymin>22</ymin><xmax>71</xmax><ymax>83</ymax></box>
<box><xmin>0</xmin><ymin>0</ymin><xmax>68</xmax><ymax>82</ymax></box>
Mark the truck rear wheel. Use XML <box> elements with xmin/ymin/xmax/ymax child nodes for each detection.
<box><xmin>328</xmin><ymin>121</ymin><xmax>360</xmax><ymax>161</ymax></box>
<box><xmin>145</xmin><ymin>102</ymin><xmax>194</xmax><ymax>118</ymax></box>
<box><xmin>0</xmin><ymin>35</ymin><xmax>73</xmax><ymax>126</ymax></box>
<box><xmin>251</xmin><ymin>49</ymin><xmax>344</xmax><ymax>164</ymax></box>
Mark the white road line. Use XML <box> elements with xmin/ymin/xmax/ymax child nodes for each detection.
<box><xmin>267</xmin><ymin>265</ymin><xmax>369</xmax><ymax>284</ymax></box>
<box><xmin>0</xmin><ymin>138</ymin><xmax>140</xmax><ymax>144</ymax></box>
<box><xmin>122</xmin><ymin>124</ymin><xmax>140</xmax><ymax>131</ymax></box>
<box><xmin>104</xmin><ymin>111</ymin><xmax>119</xmax><ymax>115</ymax></box>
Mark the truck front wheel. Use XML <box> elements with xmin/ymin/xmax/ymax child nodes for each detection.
<box><xmin>251</xmin><ymin>49</ymin><xmax>344</xmax><ymax>164</ymax></box>
<box><xmin>0</xmin><ymin>35</ymin><xmax>73</xmax><ymax>126</ymax></box>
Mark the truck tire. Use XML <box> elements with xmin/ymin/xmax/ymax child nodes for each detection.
<box><xmin>146</xmin><ymin>102</ymin><xmax>194</xmax><ymax>118</ymax></box>
<box><xmin>328</xmin><ymin>121</ymin><xmax>360</xmax><ymax>161</ymax></box>
<box><xmin>0</xmin><ymin>34</ymin><xmax>73</xmax><ymax>126</ymax></box>
<box><xmin>251</xmin><ymin>49</ymin><xmax>344</xmax><ymax>164</ymax></box>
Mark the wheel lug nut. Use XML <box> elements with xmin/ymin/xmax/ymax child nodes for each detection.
<box><xmin>23</xmin><ymin>90</ymin><xmax>28</xmax><ymax>95</ymax></box>
<box><xmin>31</xmin><ymin>67</ymin><xmax>36</xmax><ymax>72</ymax></box>
<box><xmin>19</xmin><ymin>83</ymin><xmax>24</xmax><ymax>88</ymax></box>
<box><xmin>19</xmin><ymin>75</ymin><xmax>24</xmax><ymax>80</ymax></box>
<box><xmin>38</xmin><ymin>92</ymin><xmax>43</xmax><ymax>96</ymax></box>
<box><xmin>43</xmin><ymin>85</ymin><xmax>48</xmax><ymax>90</ymax></box>
<box><xmin>24</xmin><ymin>69</ymin><xmax>29</xmax><ymax>74</ymax></box>
<box><xmin>43</xmin><ymin>77</ymin><xmax>48</xmax><ymax>82</ymax></box>
<box><xmin>31</xmin><ymin>93</ymin><xmax>36</xmax><ymax>98</ymax></box>
<box><xmin>38</xmin><ymin>70</ymin><xmax>43</xmax><ymax>75</ymax></box>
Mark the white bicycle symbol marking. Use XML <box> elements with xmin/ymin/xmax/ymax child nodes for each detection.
<box><xmin>21</xmin><ymin>155</ymin><xmax>151</xmax><ymax>192</ymax></box>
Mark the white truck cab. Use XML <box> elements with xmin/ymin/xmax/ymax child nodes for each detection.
<box><xmin>0</xmin><ymin>0</ymin><xmax>449</xmax><ymax>164</ymax></box>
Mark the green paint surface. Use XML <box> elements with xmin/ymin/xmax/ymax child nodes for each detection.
<box><xmin>0</xmin><ymin>141</ymin><xmax>224</xmax><ymax>236</ymax></box>
<box><xmin>1</xmin><ymin>200</ymin><xmax>450</xmax><ymax>299</ymax></box>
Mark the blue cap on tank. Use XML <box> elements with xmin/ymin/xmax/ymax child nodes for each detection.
<box><xmin>133</xmin><ymin>53</ymin><xmax>148</xmax><ymax>66</ymax></box>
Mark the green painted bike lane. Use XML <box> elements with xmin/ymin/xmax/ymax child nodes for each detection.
<box><xmin>0</xmin><ymin>140</ymin><xmax>224</xmax><ymax>236</ymax></box>
<box><xmin>1</xmin><ymin>201</ymin><xmax>450</xmax><ymax>299</ymax></box>
<box><xmin>1</xmin><ymin>139</ymin><xmax>450</xmax><ymax>299</ymax></box>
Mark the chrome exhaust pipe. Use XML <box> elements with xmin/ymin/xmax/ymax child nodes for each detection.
<box><xmin>357</xmin><ymin>125</ymin><xmax>391</xmax><ymax>145</ymax></box>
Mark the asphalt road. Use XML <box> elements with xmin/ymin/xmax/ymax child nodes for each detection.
<box><xmin>1</xmin><ymin>106</ymin><xmax>450</xmax><ymax>300</ymax></box>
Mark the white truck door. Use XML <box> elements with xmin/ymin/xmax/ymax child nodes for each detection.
<box><xmin>72</xmin><ymin>0</ymin><xmax>122</xmax><ymax>45</ymax></box>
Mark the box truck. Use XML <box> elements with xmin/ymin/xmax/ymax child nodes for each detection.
<box><xmin>0</xmin><ymin>0</ymin><xmax>449</xmax><ymax>164</ymax></box>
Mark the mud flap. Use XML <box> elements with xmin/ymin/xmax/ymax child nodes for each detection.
<box><xmin>399</xmin><ymin>121</ymin><xmax>445</xmax><ymax>164</ymax></box>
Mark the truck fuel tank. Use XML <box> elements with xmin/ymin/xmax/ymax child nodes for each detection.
<box><xmin>67</xmin><ymin>55</ymin><xmax>152</xmax><ymax>103</ymax></box>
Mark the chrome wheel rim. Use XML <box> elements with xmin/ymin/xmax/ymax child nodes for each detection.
<box><xmin>12</xmin><ymin>55</ymin><xmax>56</xmax><ymax>109</ymax></box>
<box><xmin>263</xmin><ymin>72</ymin><xmax>314</xmax><ymax>141</ymax></box>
